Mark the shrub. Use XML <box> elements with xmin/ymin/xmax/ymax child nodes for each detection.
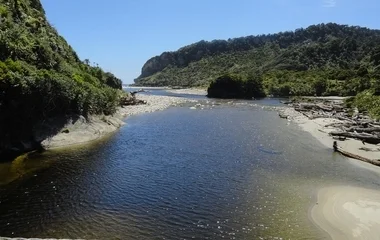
<box><xmin>207</xmin><ymin>73</ymin><xmax>265</xmax><ymax>99</ymax></box>
<box><xmin>354</xmin><ymin>90</ymin><xmax>380</xmax><ymax>119</ymax></box>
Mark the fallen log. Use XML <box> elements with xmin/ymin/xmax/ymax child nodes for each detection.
<box><xmin>333</xmin><ymin>136</ymin><xmax>347</xmax><ymax>141</ymax></box>
<box><xmin>316</xmin><ymin>103</ymin><xmax>333</xmax><ymax>112</ymax></box>
<box><xmin>120</xmin><ymin>95</ymin><xmax>147</xmax><ymax>106</ymax></box>
<box><xmin>333</xmin><ymin>141</ymin><xmax>380</xmax><ymax>166</ymax></box>
<box><xmin>329</xmin><ymin>131</ymin><xmax>380</xmax><ymax>144</ymax></box>
<box><xmin>308</xmin><ymin>114</ymin><xmax>333</xmax><ymax>120</ymax></box>
<box><xmin>335</xmin><ymin>116</ymin><xmax>356</xmax><ymax>123</ymax></box>
<box><xmin>345</xmin><ymin>127</ymin><xmax>380</xmax><ymax>133</ymax></box>
<box><xmin>359</xmin><ymin>147</ymin><xmax>380</xmax><ymax>152</ymax></box>
<box><xmin>337</xmin><ymin>147</ymin><xmax>380</xmax><ymax>166</ymax></box>
<box><xmin>325</xmin><ymin>122</ymin><xmax>355</xmax><ymax>128</ymax></box>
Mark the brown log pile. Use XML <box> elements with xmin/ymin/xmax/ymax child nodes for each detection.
<box><xmin>119</xmin><ymin>94</ymin><xmax>147</xmax><ymax>106</ymax></box>
<box><xmin>285</xmin><ymin>99</ymin><xmax>380</xmax><ymax>144</ymax></box>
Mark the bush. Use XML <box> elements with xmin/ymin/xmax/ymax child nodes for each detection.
<box><xmin>354</xmin><ymin>90</ymin><xmax>380</xmax><ymax>119</ymax></box>
<box><xmin>207</xmin><ymin>73</ymin><xmax>265</xmax><ymax>99</ymax></box>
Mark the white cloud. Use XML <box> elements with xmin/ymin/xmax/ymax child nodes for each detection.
<box><xmin>323</xmin><ymin>0</ymin><xmax>337</xmax><ymax>7</ymax></box>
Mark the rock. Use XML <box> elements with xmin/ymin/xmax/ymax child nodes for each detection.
<box><xmin>61</xmin><ymin>128</ymin><xmax>70</xmax><ymax>134</ymax></box>
<box><xmin>279</xmin><ymin>112</ymin><xmax>289</xmax><ymax>119</ymax></box>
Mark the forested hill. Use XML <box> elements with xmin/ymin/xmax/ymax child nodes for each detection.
<box><xmin>0</xmin><ymin>0</ymin><xmax>122</xmax><ymax>159</ymax></box>
<box><xmin>134</xmin><ymin>23</ymin><xmax>380</xmax><ymax>92</ymax></box>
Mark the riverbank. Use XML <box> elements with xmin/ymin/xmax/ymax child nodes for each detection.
<box><xmin>278</xmin><ymin>106</ymin><xmax>380</xmax><ymax>164</ymax></box>
<box><xmin>165</xmin><ymin>88</ymin><xmax>207</xmax><ymax>95</ymax></box>
<box><xmin>42</xmin><ymin>94</ymin><xmax>192</xmax><ymax>150</ymax></box>
<box><xmin>277</xmin><ymin>102</ymin><xmax>380</xmax><ymax>239</ymax></box>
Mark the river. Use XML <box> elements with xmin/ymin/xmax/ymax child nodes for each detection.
<box><xmin>1</xmin><ymin>91</ymin><xmax>380</xmax><ymax>239</ymax></box>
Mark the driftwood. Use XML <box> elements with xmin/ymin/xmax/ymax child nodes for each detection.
<box><xmin>294</xmin><ymin>102</ymin><xmax>344</xmax><ymax>113</ymax></box>
<box><xmin>325</xmin><ymin>122</ymin><xmax>354</xmax><ymax>128</ymax></box>
<box><xmin>282</xmin><ymin>98</ymin><xmax>380</xmax><ymax>148</ymax></box>
<box><xmin>329</xmin><ymin>131</ymin><xmax>380</xmax><ymax>144</ymax></box>
<box><xmin>333</xmin><ymin>136</ymin><xmax>347</xmax><ymax>141</ymax></box>
<box><xmin>281</xmin><ymin>98</ymin><xmax>380</xmax><ymax>167</ymax></box>
<box><xmin>359</xmin><ymin>147</ymin><xmax>380</xmax><ymax>152</ymax></box>
<box><xmin>345</xmin><ymin>127</ymin><xmax>380</xmax><ymax>133</ymax></box>
<box><xmin>335</xmin><ymin>146</ymin><xmax>380</xmax><ymax>167</ymax></box>
<box><xmin>120</xmin><ymin>95</ymin><xmax>147</xmax><ymax>106</ymax></box>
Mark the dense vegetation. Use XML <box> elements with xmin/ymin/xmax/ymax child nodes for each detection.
<box><xmin>0</xmin><ymin>0</ymin><xmax>122</xmax><ymax>159</ymax></box>
<box><xmin>135</xmin><ymin>23</ymin><xmax>380</xmax><ymax>117</ymax></box>
<box><xmin>135</xmin><ymin>23</ymin><xmax>380</xmax><ymax>94</ymax></box>
<box><xmin>207</xmin><ymin>73</ymin><xmax>265</xmax><ymax>99</ymax></box>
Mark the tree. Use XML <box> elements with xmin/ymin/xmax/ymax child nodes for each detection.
<box><xmin>245</xmin><ymin>72</ymin><xmax>266</xmax><ymax>98</ymax></box>
<box><xmin>313</xmin><ymin>78</ymin><xmax>327</xmax><ymax>96</ymax></box>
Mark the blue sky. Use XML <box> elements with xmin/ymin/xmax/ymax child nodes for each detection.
<box><xmin>41</xmin><ymin>0</ymin><xmax>380</xmax><ymax>84</ymax></box>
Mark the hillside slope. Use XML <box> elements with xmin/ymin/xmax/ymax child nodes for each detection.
<box><xmin>0</xmin><ymin>0</ymin><xmax>122</xmax><ymax>160</ymax></box>
<box><xmin>134</xmin><ymin>23</ymin><xmax>380</xmax><ymax>94</ymax></box>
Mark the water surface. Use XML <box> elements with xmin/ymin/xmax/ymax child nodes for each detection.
<box><xmin>1</xmin><ymin>101</ymin><xmax>380</xmax><ymax>239</ymax></box>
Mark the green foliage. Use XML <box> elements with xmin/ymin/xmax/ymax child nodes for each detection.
<box><xmin>135</xmin><ymin>23</ymin><xmax>380</xmax><ymax>97</ymax></box>
<box><xmin>313</xmin><ymin>78</ymin><xmax>327</xmax><ymax>96</ymax></box>
<box><xmin>0</xmin><ymin>0</ymin><xmax>123</xmax><ymax>155</ymax></box>
<box><xmin>0</xmin><ymin>5</ymin><xmax>8</xmax><ymax>18</ymax></box>
<box><xmin>207</xmin><ymin>73</ymin><xmax>265</xmax><ymax>99</ymax></box>
<box><xmin>353</xmin><ymin>90</ymin><xmax>380</xmax><ymax>120</ymax></box>
<box><xmin>136</xmin><ymin>22</ymin><xmax>380</xmax><ymax>118</ymax></box>
<box><xmin>245</xmin><ymin>72</ymin><xmax>266</xmax><ymax>98</ymax></box>
<box><xmin>105</xmin><ymin>72</ymin><xmax>123</xmax><ymax>89</ymax></box>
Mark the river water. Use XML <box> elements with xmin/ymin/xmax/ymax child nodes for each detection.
<box><xmin>1</xmin><ymin>92</ymin><xmax>380</xmax><ymax>239</ymax></box>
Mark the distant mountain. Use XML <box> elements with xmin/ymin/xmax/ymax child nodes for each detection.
<box><xmin>134</xmin><ymin>23</ymin><xmax>380</xmax><ymax>91</ymax></box>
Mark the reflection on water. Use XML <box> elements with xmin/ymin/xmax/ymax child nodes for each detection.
<box><xmin>0</xmin><ymin>102</ymin><xmax>380</xmax><ymax>239</ymax></box>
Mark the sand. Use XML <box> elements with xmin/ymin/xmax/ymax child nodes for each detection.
<box><xmin>117</xmin><ymin>94</ymin><xmax>192</xmax><ymax>117</ymax></box>
<box><xmin>279</xmin><ymin>107</ymin><xmax>380</xmax><ymax>164</ymax></box>
<box><xmin>278</xmin><ymin>107</ymin><xmax>380</xmax><ymax>239</ymax></box>
<box><xmin>165</xmin><ymin>88</ymin><xmax>207</xmax><ymax>95</ymax></box>
<box><xmin>311</xmin><ymin>185</ymin><xmax>380</xmax><ymax>240</ymax></box>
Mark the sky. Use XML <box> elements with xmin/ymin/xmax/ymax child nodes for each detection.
<box><xmin>41</xmin><ymin>0</ymin><xmax>380</xmax><ymax>84</ymax></box>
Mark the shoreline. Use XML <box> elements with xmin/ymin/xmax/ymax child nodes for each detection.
<box><xmin>278</xmin><ymin>107</ymin><xmax>380</xmax><ymax>166</ymax></box>
<box><xmin>41</xmin><ymin>94</ymin><xmax>194</xmax><ymax>150</ymax></box>
<box><xmin>277</xmin><ymin>105</ymin><xmax>380</xmax><ymax>239</ymax></box>
<box><xmin>165</xmin><ymin>88</ymin><xmax>207</xmax><ymax>95</ymax></box>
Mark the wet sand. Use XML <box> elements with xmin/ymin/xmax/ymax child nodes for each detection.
<box><xmin>311</xmin><ymin>185</ymin><xmax>380</xmax><ymax>240</ymax></box>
